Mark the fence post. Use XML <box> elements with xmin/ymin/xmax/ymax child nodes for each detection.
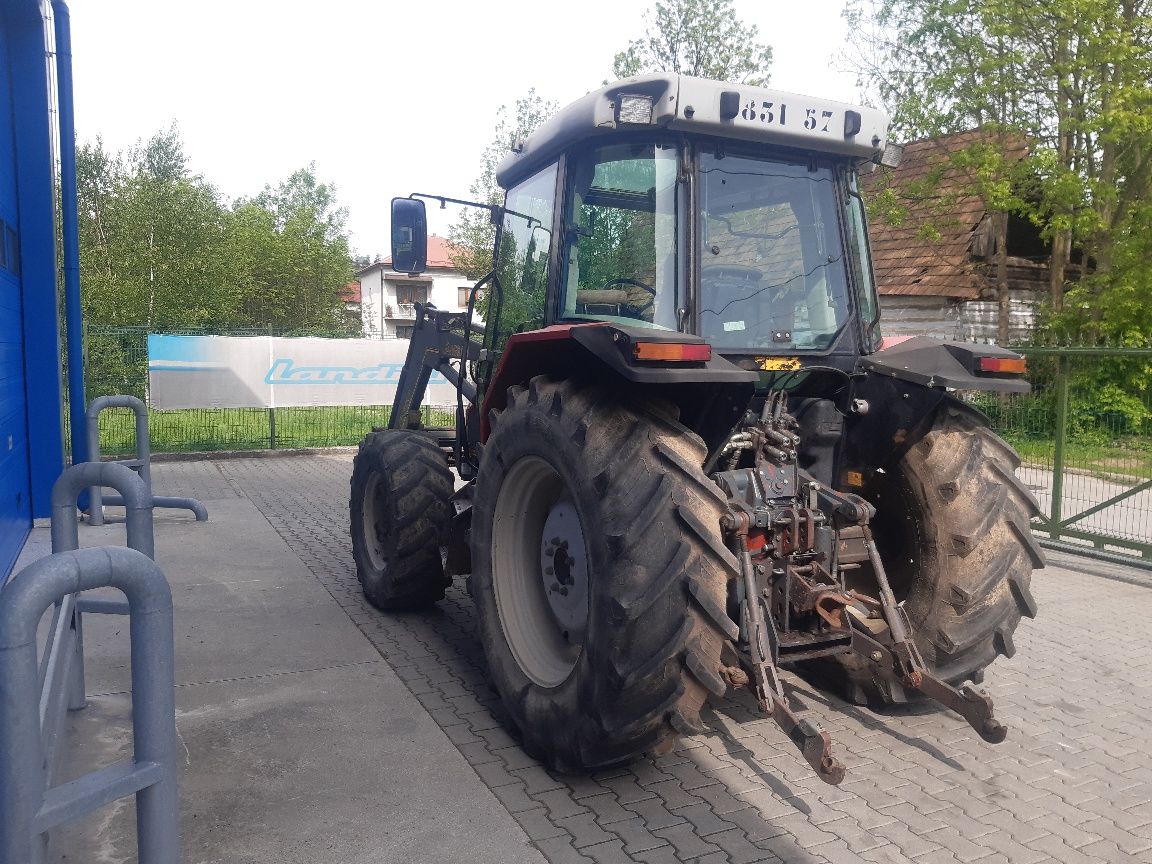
<box><xmin>268</xmin><ymin>407</ymin><xmax>277</xmax><ymax>449</ymax></box>
<box><xmin>1049</xmin><ymin>354</ymin><xmax>1070</xmax><ymax>539</ymax></box>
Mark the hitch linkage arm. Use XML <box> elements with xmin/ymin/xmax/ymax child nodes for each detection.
<box><xmin>725</xmin><ymin>511</ymin><xmax>846</xmax><ymax>785</ymax></box>
<box><xmin>851</xmin><ymin>526</ymin><xmax>1008</xmax><ymax>744</ymax></box>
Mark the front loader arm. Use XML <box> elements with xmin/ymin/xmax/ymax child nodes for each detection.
<box><xmin>388</xmin><ymin>302</ymin><xmax>486</xmax><ymax>431</ymax></box>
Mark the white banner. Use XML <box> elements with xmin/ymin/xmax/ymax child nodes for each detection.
<box><xmin>147</xmin><ymin>335</ymin><xmax>458</xmax><ymax>409</ymax></box>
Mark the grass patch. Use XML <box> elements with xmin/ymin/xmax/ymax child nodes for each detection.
<box><xmin>93</xmin><ymin>405</ymin><xmax>455</xmax><ymax>456</ymax></box>
<box><xmin>1000</xmin><ymin>433</ymin><xmax>1152</xmax><ymax>481</ymax></box>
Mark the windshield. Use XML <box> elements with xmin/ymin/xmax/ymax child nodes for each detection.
<box><xmin>560</xmin><ymin>142</ymin><xmax>679</xmax><ymax>330</ymax></box>
<box><xmin>697</xmin><ymin>149</ymin><xmax>852</xmax><ymax>351</ymax></box>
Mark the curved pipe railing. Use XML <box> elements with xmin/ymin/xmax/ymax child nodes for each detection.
<box><xmin>0</xmin><ymin>546</ymin><xmax>177</xmax><ymax>864</ymax></box>
<box><xmin>85</xmin><ymin>394</ymin><xmax>206</xmax><ymax>525</ymax></box>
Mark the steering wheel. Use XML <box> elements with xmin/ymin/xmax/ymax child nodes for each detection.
<box><xmin>599</xmin><ymin>277</ymin><xmax>656</xmax><ymax>315</ymax></box>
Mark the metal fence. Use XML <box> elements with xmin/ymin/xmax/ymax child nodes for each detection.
<box><xmin>82</xmin><ymin>325</ymin><xmax>454</xmax><ymax>455</ymax></box>
<box><xmin>82</xmin><ymin>326</ymin><xmax>1151</xmax><ymax>562</ymax></box>
<box><xmin>970</xmin><ymin>346</ymin><xmax>1152</xmax><ymax>564</ymax></box>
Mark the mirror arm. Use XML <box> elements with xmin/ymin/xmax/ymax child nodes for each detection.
<box><xmin>407</xmin><ymin>193</ymin><xmax>539</xmax><ymax>229</ymax></box>
<box><xmin>409</xmin><ymin>192</ymin><xmax>503</xmax><ymax>217</ymax></box>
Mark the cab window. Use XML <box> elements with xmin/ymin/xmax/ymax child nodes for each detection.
<box><xmin>559</xmin><ymin>142</ymin><xmax>679</xmax><ymax>330</ymax></box>
<box><xmin>493</xmin><ymin>163</ymin><xmax>557</xmax><ymax>336</ymax></box>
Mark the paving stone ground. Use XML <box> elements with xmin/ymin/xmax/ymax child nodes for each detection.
<box><xmin>154</xmin><ymin>453</ymin><xmax>1152</xmax><ymax>864</ymax></box>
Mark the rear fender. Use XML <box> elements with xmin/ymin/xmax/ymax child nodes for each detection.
<box><xmin>861</xmin><ymin>337</ymin><xmax>1030</xmax><ymax>394</ymax></box>
<box><xmin>481</xmin><ymin>323</ymin><xmax>757</xmax><ymax>453</ymax></box>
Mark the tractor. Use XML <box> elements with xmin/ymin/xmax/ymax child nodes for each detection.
<box><xmin>349</xmin><ymin>74</ymin><xmax>1041</xmax><ymax>783</ymax></box>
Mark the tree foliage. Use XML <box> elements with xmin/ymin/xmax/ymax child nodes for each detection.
<box><xmin>612</xmin><ymin>0</ymin><xmax>773</xmax><ymax>86</ymax></box>
<box><xmin>76</xmin><ymin>127</ymin><xmax>356</xmax><ymax>334</ymax></box>
<box><xmin>844</xmin><ymin>0</ymin><xmax>1152</xmax><ymax>341</ymax></box>
<box><xmin>448</xmin><ymin>89</ymin><xmax>558</xmax><ymax>280</ymax></box>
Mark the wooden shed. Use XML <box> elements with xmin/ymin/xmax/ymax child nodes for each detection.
<box><xmin>862</xmin><ymin>130</ymin><xmax>1053</xmax><ymax>344</ymax></box>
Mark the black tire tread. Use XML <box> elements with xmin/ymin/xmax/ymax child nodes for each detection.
<box><xmin>819</xmin><ymin>401</ymin><xmax>1042</xmax><ymax>705</ymax></box>
<box><xmin>349</xmin><ymin>429</ymin><xmax>453</xmax><ymax>610</ymax></box>
<box><xmin>470</xmin><ymin>376</ymin><xmax>739</xmax><ymax>769</ymax></box>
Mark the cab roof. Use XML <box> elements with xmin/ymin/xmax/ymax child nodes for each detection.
<box><xmin>495</xmin><ymin>74</ymin><xmax>892</xmax><ymax>189</ymax></box>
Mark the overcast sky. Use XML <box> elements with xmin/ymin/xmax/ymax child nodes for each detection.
<box><xmin>69</xmin><ymin>0</ymin><xmax>862</xmax><ymax>258</ymax></box>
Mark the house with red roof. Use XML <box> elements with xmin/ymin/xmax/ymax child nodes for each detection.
<box><xmin>355</xmin><ymin>236</ymin><xmax>483</xmax><ymax>339</ymax></box>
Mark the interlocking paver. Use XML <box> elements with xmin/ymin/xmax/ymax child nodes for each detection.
<box><xmin>1077</xmin><ymin>816</ymin><xmax>1152</xmax><ymax>855</ymax></box>
<box><xmin>580</xmin><ymin>839</ymin><xmax>636</xmax><ymax>864</ymax></box>
<box><xmin>652</xmin><ymin>821</ymin><xmax>724</xmax><ymax>859</ymax></box>
<box><xmin>632</xmin><ymin>845</ymin><xmax>686</xmax><ymax>864</ymax></box>
<box><xmin>536</xmin><ymin>788</ymin><xmax>593</xmax><ymax>822</ymax></box>
<box><xmin>822</xmin><ymin>815</ymin><xmax>893</xmax><ymax>855</ymax></box>
<box><xmin>600</xmin><ymin>773</ymin><xmax>658</xmax><ymax>804</ymax></box>
<box><xmin>607</xmin><ymin>816</ymin><xmax>669</xmax><ymax>854</ymax></box>
<box><xmin>513</xmin><ymin>765</ymin><xmax>568</xmax><ymax>796</ymax></box>
<box><xmin>624</xmin><ymin>795</ymin><xmax>691</xmax><ymax>831</ymax></box>
<box><xmin>555</xmin><ymin>812</ymin><xmax>617</xmax><ymax>849</ymax></box>
<box><xmin>810</xmin><ymin>838</ymin><xmax>888</xmax><ymax>864</ymax></box>
<box><xmin>533</xmin><ymin>835</ymin><xmax>596</xmax><ymax>863</ymax></box>
<box><xmin>514</xmin><ymin>807</ymin><xmax>570</xmax><ymax>841</ymax></box>
<box><xmin>708</xmin><ymin>827</ymin><xmax>780</xmax><ymax>863</ymax></box>
<box><xmin>648</xmin><ymin>779</ymin><xmax>710</xmax><ymax>810</ymax></box>
<box><xmin>1023</xmin><ymin>833</ymin><xmax>1106</xmax><ymax>864</ymax></box>
<box><xmin>491</xmin><ymin>780</ymin><xmax>541</xmax><ymax>813</ymax></box>
<box><xmin>580</xmin><ymin>792</ymin><xmax>634</xmax><ymax>826</ymax></box>
<box><xmin>195</xmin><ymin>454</ymin><xmax>1152</xmax><ymax>864</ymax></box>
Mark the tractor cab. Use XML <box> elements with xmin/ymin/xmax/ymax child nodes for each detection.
<box><xmin>493</xmin><ymin>87</ymin><xmax>892</xmax><ymax>365</ymax></box>
<box><xmin>392</xmin><ymin>75</ymin><xmax>899</xmax><ymax>383</ymax></box>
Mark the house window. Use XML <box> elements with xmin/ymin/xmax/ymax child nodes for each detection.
<box><xmin>396</xmin><ymin>326</ymin><xmax>414</xmax><ymax>340</ymax></box>
<box><xmin>458</xmin><ymin>286</ymin><xmax>486</xmax><ymax>308</ymax></box>
<box><xmin>394</xmin><ymin>284</ymin><xmax>427</xmax><ymax>305</ymax></box>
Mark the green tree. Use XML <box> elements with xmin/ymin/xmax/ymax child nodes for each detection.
<box><xmin>447</xmin><ymin>89</ymin><xmax>558</xmax><ymax>280</ymax></box>
<box><xmin>77</xmin><ymin>129</ymin><xmax>357</xmax><ymax>335</ymax></box>
<box><xmin>844</xmin><ymin>0</ymin><xmax>1152</xmax><ymax>339</ymax></box>
<box><xmin>612</xmin><ymin>0</ymin><xmax>773</xmax><ymax>86</ymax></box>
<box><xmin>232</xmin><ymin>165</ymin><xmax>356</xmax><ymax>332</ymax></box>
<box><xmin>77</xmin><ymin>127</ymin><xmax>236</xmax><ymax>330</ymax></box>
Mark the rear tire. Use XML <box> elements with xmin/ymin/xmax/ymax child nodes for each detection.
<box><xmin>349</xmin><ymin>429</ymin><xmax>454</xmax><ymax>610</ymax></box>
<box><xmin>811</xmin><ymin>402</ymin><xmax>1043</xmax><ymax>705</ymax></box>
<box><xmin>469</xmin><ymin>376</ymin><xmax>739</xmax><ymax>770</ymax></box>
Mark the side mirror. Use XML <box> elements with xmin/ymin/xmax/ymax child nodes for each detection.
<box><xmin>390</xmin><ymin>197</ymin><xmax>427</xmax><ymax>274</ymax></box>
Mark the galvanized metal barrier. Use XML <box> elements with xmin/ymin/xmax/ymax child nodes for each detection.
<box><xmin>0</xmin><ymin>546</ymin><xmax>178</xmax><ymax>863</ymax></box>
<box><xmin>55</xmin><ymin>460</ymin><xmax>155</xmax><ymax>559</ymax></box>
<box><xmin>979</xmin><ymin>345</ymin><xmax>1152</xmax><ymax>568</ymax></box>
<box><xmin>86</xmin><ymin>394</ymin><xmax>207</xmax><ymax>526</ymax></box>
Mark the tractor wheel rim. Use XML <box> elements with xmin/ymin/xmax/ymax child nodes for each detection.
<box><xmin>492</xmin><ymin>456</ymin><xmax>585</xmax><ymax>688</ymax></box>
<box><xmin>539</xmin><ymin>498</ymin><xmax>590</xmax><ymax>640</ymax></box>
<box><xmin>363</xmin><ymin>472</ymin><xmax>388</xmax><ymax>572</ymax></box>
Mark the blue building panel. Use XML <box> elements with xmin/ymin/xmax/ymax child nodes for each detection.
<box><xmin>0</xmin><ymin>17</ymin><xmax>32</xmax><ymax>575</ymax></box>
<box><xmin>0</xmin><ymin>0</ymin><xmax>68</xmax><ymax>578</ymax></box>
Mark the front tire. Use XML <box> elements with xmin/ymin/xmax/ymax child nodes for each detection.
<box><xmin>349</xmin><ymin>429</ymin><xmax>454</xmax><ymax>610</ymax></box>
<box><xmin>469</xmin><ymin>377</ymin><xmax>739</xmax><ymax>770</ymax></box>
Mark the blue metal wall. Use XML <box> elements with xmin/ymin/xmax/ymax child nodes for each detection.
<box><xmin>0</xmin><ymin>0</ymin><xmax>66</xmax><ymax>577</ymax></box>
<box><xmin>0</xmin><ymin>11</ymin><xmax>30</xmax><ymax>575</ymax></box>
